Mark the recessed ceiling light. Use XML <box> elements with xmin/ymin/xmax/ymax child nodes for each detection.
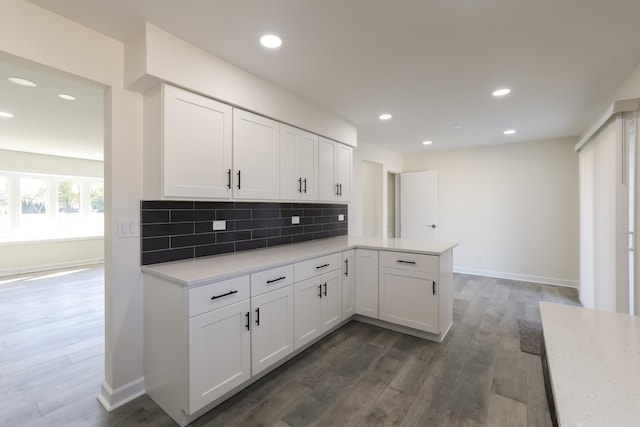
<box><xmin>260</xmin><ymin>34</ymin><xmax>282</xmax><ymax>49</ymax></box>
<box><xmin>504</xmin><ymin>129</ymin><xmax>516</xmax><ymax>135</ymax></box>
<box><xmin>8</xmin><ymin>76</ymin><xmax>37</xmax><ymax>87</ymax></box>
<box><xmin>492</xmin><ymin>88</ymin><xmax>511</xmax><ymax>97</ymax></box>
<box><xmin>0</xmin><ymin>111</ymin><xmax>14</xmax><ymax>118</ymax></box>
<box><xmin>422</xmin><ymin>140</ymin><xmax>433</xmax><ymax>145</ymax></box>
<box><xmin>452</xmin><ymin>124</ymin><xmax>463</xmax><ymax>129</ymax></box>
<box><xmin>379</xmin><ymin>113</ymin><xmax>392</xmax><ymax>120</ymax></box>
<box><xmin>58</xmin><ymin>94</ymin><xmax>76</xmax><ymax>101</ymax></box>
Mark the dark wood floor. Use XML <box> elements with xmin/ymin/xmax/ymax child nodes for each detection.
<box><xmin>0</xmin><ymin>266</ymin><xmax>580</xmax><ymax>426</ymax></box>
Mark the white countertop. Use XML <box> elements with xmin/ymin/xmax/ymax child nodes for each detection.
<box><xmin>540</xmin><ymin>302</ymin><xmax>640</xmax><ymax>427</ymax></box>
<box><xmin>142</xmin><ymin>236</ymin><xmax>457</xmax><ymax>286</ymax></box>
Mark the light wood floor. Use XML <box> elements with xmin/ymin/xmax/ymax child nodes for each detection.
<box><xmin>0</xmin><ymin>266</ymin><xmax>580</xmax><ymax>426</ymax></box>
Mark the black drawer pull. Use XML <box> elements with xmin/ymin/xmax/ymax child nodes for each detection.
<box><xmin>210</xmin><ymin>290</ymin><xmax>238</xmax><ymax>300</ymax></box>
<box><xmin>318</xmin><ymin>284</ymin><xmax>323</xmax><ymax>298</ymax></box>
<box><xmin>255</xmin><ymin>307</ymin><xmax>260</xmax><ymax>326</ymax></box>
<box><xmin>316</xmin><ymin>263</ymin><xmax>330</xmax><ymax>269</ymax></box>
<box><xmin>245</xmin><ymin>312</ymin><xmax>250</xmax><ymax>330</ymax></box>
<box><xmin>344</xmin><ymin>259</ymin><xmax>349</xmax><ymax>277</ymax></box>
<box><xmin>323</xmin><ymin>283</ymin><xmax>327</xmax><ymax>296</ymax></box>
<box><xmin>266</xmin><ymin>276</ymin><xmax>286</xmax><ymax>284</ymax></box>
<box><xmin>396</xmin><ymin>260</ymin><xmax>417</xmax><ymax>265</ymax></box>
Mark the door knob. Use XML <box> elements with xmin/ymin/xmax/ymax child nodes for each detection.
<box><xmin>430</xmin><ymin>224</ymin><xmax>436</xmax><ymax>229</ymax></box>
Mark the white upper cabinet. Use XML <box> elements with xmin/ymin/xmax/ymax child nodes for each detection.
<box><xmin>318</xmin><ymin>137</ymin><xmax>352</xmax><ymax>202</ymax></box>
<box><xmin>233</xmin><ymin>109</ymin><xmax>280</xmax><ymax>200</ymax></box>
<box><xmin>280</xmin><ymin>124</ymin><xmax>318</xmax><ymax>200</ymax></box>
<box><xmin>144</xmin><ymin>84</ymin><xmax>233</xmax><ymax>199</ymax></box>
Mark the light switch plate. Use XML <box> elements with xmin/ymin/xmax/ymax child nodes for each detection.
<box><xmin>338</xmin><ymin>214</ymin><xmax>345</xmax><ymax>221</ymax></box>
<box><xmin>117</xmin><ymin>218</ymin><xmax>138</xmax><ymax>238</ymax></box>
<box><xmin>291</xmin><ymin>216</ymin><xmax>300</xmax><ymax>225</ymax></box>
<box><xmin>213</xmin><ymin>220</ymin><xmax>226</xmax><ymax>231</ymax></box>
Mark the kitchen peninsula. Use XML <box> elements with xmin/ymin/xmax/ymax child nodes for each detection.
<box><xmin>142</xmin><ymin>236</ymin><xmax>456</xmax><ymax>426</ymax></box>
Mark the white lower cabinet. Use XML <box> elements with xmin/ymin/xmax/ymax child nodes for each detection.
<box><xmin>250</xmin><ymin>285</ymin><xmax>294</xmax><ymax>376</ymax></box>
<box><xmin>355</xmin><ymin>249</ymin><xmax>379</xmax><ymax>318</ymax></box>
<box><xmin>342</xmin><ymin>249</ymin><xmax>356</xmax><ymax>318</ymax></box>
<box><xmin>379</xmin><ymin>268</ymin><xmax>439</xmax><ymax>333</ymax></box>
<box><xmin>294</xmin><ymin>268</ymin><xmax>343</xmax><ymax>350</ymax></box>
<box><xmin>188</xmin><ymin>299</ymin><xmax>251</xmax><ymax>414</ymax></box>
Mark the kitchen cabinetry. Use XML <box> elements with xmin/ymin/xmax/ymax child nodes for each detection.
<box><xmin>232</xmin><ymin>109</ymin><xmax>280</xmax><ymax>200</ymax></box>
<box><xmin>318</xmin><ymin>137</ymin><xmax>352</xmax><ymax>201</ymax></box>
<box><xmin>342</xmin><ymin>249</ymin><xmax>356</xmax><ymax>318</ymax></box>
<box><xmin>280</xmin><ymin>124</ymin><xmax>318</xmax><ymax>200</ymax></box>
<box><xmin>378</xmin><ymin>251</ymin><xmax>439</xmax><ymax>333</ymax></box>
<box><xmin>355</xmin><ymin>249</ymin><xmax>379</xmax><ymax>318</ymax></box>
<box><xmin>293</xmin><ymin>253</ymin><xmax>343</xmax><ymax>350</ymax></box>
<box><xmin>143</xmin><ymin>83</ymin><xmax>233</xmax><ymax>199</ymax></box>
<box><xmin>250</xmin><ymin>265</ymin><xmax>294</xmax><ymax>376</ymax></box>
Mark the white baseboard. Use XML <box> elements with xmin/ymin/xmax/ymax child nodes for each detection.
<box><xmin>0</xmin><ymin>258</ymin><xmax>103</xmax><ymax>277</ymax></box>
<box><xmin>453</xmin><ymin>266</ymin><xmax>578</xmax><ymax>288</ymax></box>
<box><xmin>98</xmin><ymin>378</ymin><xmax>146</xmax><ymax>411</ymax></box>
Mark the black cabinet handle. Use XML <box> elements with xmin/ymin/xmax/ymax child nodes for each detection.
<box><xmin>303</xmin><ymin>178</ymin><xmax>307</xmax><ymax>193</ymax></box>
<box><xmin>298</xmin><ymin>177</ymin><xmax>302</xmax><ymax>193</ymax></box>
<box><xmin>323</xmin><ymin>283</ymin><xmax>327</xmax><ymax>296</ymax></box>
<box><xmin>266</xmin><ymin>276</ymin><xmax>286</xmax><ymax>284</ymax></box>
<box><xmin>237</xmin><ymin>170</ymin><xmax>241</xmax><ymax>189</ymax></box>
<box><xmin>255</xmin><ymin>307</ymin><xmax>260</xmax><ymax>325</ymax></box>
<box><xmin>433</xmin><ymin>281</ymin><xmax>436</xmax><ymax>295</ymax></box>
<box><xmin>396</xmin><ymin>260</ymin><xmax>417</xmax><ymax>265</ymax></box>
<box><xmin>227</xmin><ymin>169</ymin><xmax>231</xmax><ymax>189</ymax></box>
<box><xmin>339</xmin><ymin>183</ymin><xmax>342</xmax><ymax>196</ymax></box>
<box><xmin>316</xmin><ymin>263</ymin><xmax>330</xmax><ymax>269</ymax></box>
<box><xmin>245</xmin><ymin>312</ymin><xmax>250</xmax><ymax>330</ymax></box>
<box><xmin>210</xmin><ymin>290</ymin><xmax>238</xmax><ymax>300</ymax></box>
<box><xmin>336</xmin><ymin>183</ymin><xmax>339</xmax><ymax>196</ymax></box>
<box><xmin>344</xmin><ymin>259</ymin><xmax>348</xmax><ymax>277</ymax></box>
<box><xmin>318</xmin><ymin>284</ymin><xmax>323</xmax><ymax>298</ymax></box>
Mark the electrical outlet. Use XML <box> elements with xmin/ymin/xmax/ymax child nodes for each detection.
<box><xmin>213</xmin><ymin>220</ymin><xmax>226</xmax><ymax>231</ymax></box>
<box><xmin>291</xmin><ymin>216</ymin><xmax>300</xmax><ymax>225</ymax></box>
<box><xmin>338</xmin><ymin>214</ymin><xmax>344</xmax><ymax>221</ymax></box>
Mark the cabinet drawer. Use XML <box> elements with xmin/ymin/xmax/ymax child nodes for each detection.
<box><xmin>379</xmin><ymin>251</ymin><xmax>438</xmax><ymax>273</ymax></box>
<box><xmin>294</xmin><ymin>252</ymin><xmax>342</xmax><ymax>282</ymax></box>
<box><xmin>251</xmin><ymin>264</ymin><xmax>294</xmax><ymax>296</ymax></box>
<box><xmin>188</xmin><ymin>276</ymin><xmax>250</xmax><ymax>317</ymax></box>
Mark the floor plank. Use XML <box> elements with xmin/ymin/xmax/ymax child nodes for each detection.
<box><xmin>0</xmin><ymin>266</ymin><xmax>580</xmax><ymax>427</ymax></box>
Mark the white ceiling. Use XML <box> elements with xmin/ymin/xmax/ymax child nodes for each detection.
<box><xmin>0</xmin><ymin>54</ymin><xmax>104</xmax><ymax>161</ymax></box>
<box><xmin>12</xmin><ymin>0</ymin><xmax>640</xmax><ymax>156</ymax></box>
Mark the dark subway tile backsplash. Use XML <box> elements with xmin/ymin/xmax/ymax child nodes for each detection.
<box><xmin>141</xmin><ymin>201</ymin><xmax>348</xmax><ymax>265</ymax></box>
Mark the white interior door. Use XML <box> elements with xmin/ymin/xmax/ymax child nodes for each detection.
<box><xmin>400</xmin><ymin>171</ymin><xmax>438</xmax><ymax>241</ymax></box>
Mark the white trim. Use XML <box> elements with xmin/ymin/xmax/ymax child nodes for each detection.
<box><xmin>0</xmin><ymin>258</ymin><xmax>103</xmax><ymax>277</ymax></box>
<box><xmin>0</xmin><ymin>235</ymin><xmax>103</xmax><ymax>247</ymax></box>
<box><xmin>576</xmin><ymin>98</ymin><xmax>640</xmax><ymax>152</ymax></box>
<box><xmin>98</xmin><ymin>378</ymin><xmax>146</xmax><ymax>412</ymax></box>
<box><xmin>453</xmin><ymin>266</ymin><xmax>578</xmax><ymax>288</ymax></box>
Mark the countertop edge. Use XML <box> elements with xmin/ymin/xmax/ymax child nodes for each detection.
<box><xmin>142</xmin><ymin>237</ymin><xmax>458</xmax><ymax>287</ymax></box>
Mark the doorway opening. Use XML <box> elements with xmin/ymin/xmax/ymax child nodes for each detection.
<box><xmin>362</xmin><ymin>160</ymin><xmax>383</xmax><ymax>237</ymax></box>
<box><xmin>387</xmin><ymin>172</ymin><xmax>399</xmax><ymax>238</ymax></box>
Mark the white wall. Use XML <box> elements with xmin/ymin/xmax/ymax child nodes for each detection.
<box><xmin>403</xmin><ymin>138</ymin><xmax>580</xmax><ymax>287</ymax></box>
<box><xmin>361</xmin><ymin>161</ymin><xmax>383</xmax><ymax>237</ymax></box>
<box><xmin>613</xmin><ymin>62</ymin><xmax>640</xmax><ymax>101</ymax></box>
<box><xmin>1</xmin><ymin>0</ymin><xmax>144</xmax><ymax>409</ymax></box>
<box><xmin>0</xmin><ymin>149</ymin><xmax>104</xmax><ymax>275</ymax></box>
<box><xmin>350</xmin><ymin>140</ymin><xmax>403</xmax><ymax>237</ymax></box>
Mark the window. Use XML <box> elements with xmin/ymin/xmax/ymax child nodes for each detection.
<box><xmin>0</xmin><ymin>172</ymin><xmax>104</xmax><ymax>242</ymax></box>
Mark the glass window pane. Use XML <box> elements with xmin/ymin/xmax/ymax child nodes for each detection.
<box><xmin>21</xmin><ymin>177</ymin><xmax>47</xmax><ymax>215</ymax></box>
<box><xmin>89</xmin><ymin>182</ymin><xmax>104</xmax><ymax>213</ymax></box>
<box><xmin>58</xmin><ymin>180</ymin><xmax>81</xmax><ymax>213</ymax></box>
<box><xmin>0</xmin><ymin>176</ymin><xmax>8</xmax><ymax>235</ymax></box>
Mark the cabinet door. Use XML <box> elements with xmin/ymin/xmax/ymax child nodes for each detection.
<box><xmin>233</xmin><ymin>109</ymin><xmax>280</xmax><ymax>200</ymax></box>
<box><xmin>280</xmin><ymin>125</ymin><xmax>318</xmax><ymax>200</ymax></box>
<box><xmin>188</xmin><ymin>299</ymin><xmax>250</xmax><ymax>414</ymax></box>
<box><xmin>163</xmin><ymin>84</ymin><xmax>232</xmax><ymax>199</ymax></box>
<box><xmin>336</xmin><ymin>143</ymin><xmax>352</xmax><ymax>201</ymax></box>
<box><xmin>293</xmin><ymin>277</ymin><xmax>323</xmax><ymax>350</ymax></box>
<box><xmin>321</xmin><ymin>269</ymin><xmax>342</xmax><ymax>332</ymax></box>
<box><xmin>379</xmin><ymin>268</ymin><xmax>439</xmax><ymax>334</ymax></box>
<box><xmin>355</xmin><ymin>249</ymin><xmax>379</xmax><ymax>318</ymax></box>
<box><xmin>342</xmin><ymin>250</ymin><xmax>356</xmax><ymax>318</ymax></box>
<box><xmin>318</xmin><ymin>137</ymin><xmax>337</xmax><ymax>201</ymax></box>
<box><xmin>251</xmin><ymin>286</ymin><xmax>294</xmax><ymax>376</ymax></box>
